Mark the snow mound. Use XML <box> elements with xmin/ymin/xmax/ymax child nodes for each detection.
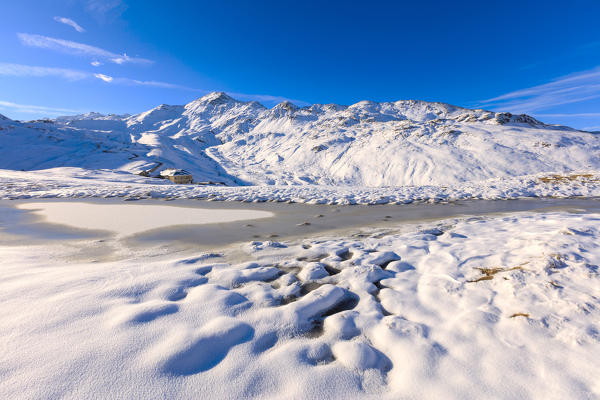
<box><xmin>2</xmin><ymin>211</ymin><xmax>599</xmax><ymax>398</ymax></box>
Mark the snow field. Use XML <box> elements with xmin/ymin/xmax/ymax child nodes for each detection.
<box><xmin>1</xmin><ymin>211</ymin><xmax>599</xmax><ymax>398</ymax></box>
<box><xmin>1</xmin><ymin>167</ymin><xmax>600</xmax><ymax>204</ymax></box>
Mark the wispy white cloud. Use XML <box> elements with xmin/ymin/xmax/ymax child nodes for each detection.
<box><xmin>53</xmin><ymin>16</ymin><xmax>85</xmax><ymax>33</ymax></box>
<box><xmin>0</xmin><ymin>62</ymin><xmax>308</xmax><ymax>107</ymax></box>
<box><xmin>0</xmin><ymin>62</ymin><xmax>191</xmax><ymax>90</ymax></box>
<box><xmin>480</xmin><ymin>67</ymin><xmax>600</xmax><ymax>113</ymax></box>
<box><xmin>118</xmin><ymin>79</ymin><xmax>193</xmax><ymax>89</ymax></box>
<box><xmin>91</xmin><ymin>61</ymin><xmax>102</xmax><ymax>67</ymax></box>
<box><xmin>0</xmin><ymin>62</ymin><xmax>89</xmax><ymax>80</ymax></box>
<box><xmin>0</xmin><ymin>100</ymin><xmax>81</xmax><ymax>116</ymax></box>
<box><xmin>17</xmin><ymin>33</ymin><xmax>152</xmax><ymax>65</ymax></box>
<box><xmin>94</xmin><ymin>73</ymin><xmax>113</xmax><ymax>82</ymax></box>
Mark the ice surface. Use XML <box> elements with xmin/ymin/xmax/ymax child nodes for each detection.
<box><xmin>16</xmin><ymin>201</ymin><xmax>274</xmax><ymax>235</ymax></box>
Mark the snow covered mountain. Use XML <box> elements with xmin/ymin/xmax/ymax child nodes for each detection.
<box><xmin>1</xmin><ymin>92</ymin><xmax>598</xmax><ymax>186</ymax></box>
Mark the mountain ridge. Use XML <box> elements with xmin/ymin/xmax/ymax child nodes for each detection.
<box><xmin>50</xmin><ymin>92</ymin><xmax>571</xmax><ymax>131</ymax></box>
<box><xmin>0</xmin><ymin>92</ymin><xmax>597</xmax><ymax>187</ymax></box>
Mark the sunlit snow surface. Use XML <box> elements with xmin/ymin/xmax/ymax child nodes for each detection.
<box><xmin>1</xmin><ymin>167</ymin><xmax>600</xmax><ymax>204</ymax></box>
<box><xmin>1</xmin><ymin>93</ymin><xmax>600</xmax><ymax>398</ymax></box>
<box><xmin>1</xmin><ymin>92</ymin><xmax>599</xmax><ymax>187</ymax></box>
<box><xmin>17</xmin><ymin>202</ymin><xmax>273</xmax><ymax>236</ymax></box>
<box><xmin>1</xmin><ymin>211</ymin><xmax>599</xmax><ymax>398</ymax></box>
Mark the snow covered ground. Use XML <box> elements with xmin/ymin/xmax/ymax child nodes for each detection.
<box><xmin>1</xmin><ymin>92</ymin><xmax>598</xmax><ymax>207</ymax></box>
<box><xmin>1</xmin><ymin>167</ymin><xmax>600</xmax><ymax>204</ymax></box>
<box><xmin>2</xmin><ymin>92</ymin><xmax>600</xmax><ymax>398</ymax></box>
<box><xmin>1</xmin><ymin>209</ymin><xmax>599</xmax><ymax>399</ymax></box>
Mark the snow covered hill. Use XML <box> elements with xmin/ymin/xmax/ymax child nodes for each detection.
<box><xmin>1</xmin><ymin>92</ymin><xmax>598</xmax><ymax>186</ymax></box>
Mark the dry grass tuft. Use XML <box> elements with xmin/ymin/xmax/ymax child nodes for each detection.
<box><xmin>467</xmin><ymin>264</ymin><xmax>527</xmax><ymax>283</ymax></box>
<box><xmin>538</xmin><ymin>173</ymin><xmax>597</xmax><ymax>184</ymax></box>
<box><xmin>549</xmin><ymin>280</ymin><xmax>563</xmax><ymax>289</ymax></box>
<box><xmin>509</xmin><ymin>313</ymin><xmax>530</xmax><ymax>319</ymax></box>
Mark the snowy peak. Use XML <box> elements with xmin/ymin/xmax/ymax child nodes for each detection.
<box><xmin>181</xmin><ymin>92</ymin><xmax>267</xmax><ymax>139</ymax></box>
<box><xmin>198</xmin><ymin>91</ymin><xmax>236</xmax><ymax>105</ymax></box>
<box><xmin>185</xmin><ymin>92</ymin><xmax>248</xmax><ymax>117</ymax></box>
<box><xmin>129</xmin><ymin>104</ymin><xmax>184</xmax><ymax>126</ymax></box>
<box><xmin>308</xmin><ymin>103</ymin><xmax>348</xmax><ymax>114</ymax></box>
<box><xmin>1</xmin><ymin>92</ymin><xmax>595</xmax><ymax>188</ymax></box>
<box><xmin>266</xmin><ymin>100</ymin><xmax>300</xmax><ymax>119</ymax></box>
<box><xmin>56</xmin><ymin>111</ymin><xmax>107</xmax><ymax>121</ymax></box>
<box><xmin>274</xmin><ymin>100</ymin><xmax>298</xmax><ymax>111</ymax></box>
<box><xmin>45</xmin><ymin>93</ymin><xmax>557</xmax><ymax>132</ymax></box>
<box><xmin>185</xmin><ymin>92</ymin><xmax>240</xmax><ymax>110</ymax></box>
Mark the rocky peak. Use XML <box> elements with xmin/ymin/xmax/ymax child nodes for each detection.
<box><xmin>494</xmin><ymin>112</ymin><xmax>543</xmax><ymax>126</ymax></box>
<box><xmin>266</xmin><ymin>100</ymin><xmax>300</xmax><ymax>119</ymax></box>
<box><xmin>275</xmin><ymin>101</ymin><xmax>299</xmax><ymax>111</ymax></box>
<box><xmin>196</xmin><ymin>91</ymin><xmax>236</xmax><ymax>106</ymax></box>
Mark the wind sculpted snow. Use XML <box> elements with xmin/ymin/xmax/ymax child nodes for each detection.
<box><xmin>1</xmin><ymin>92</ymin><xmax>598</xmax><ymax>187</ymax></box>
<box><xmin>1</xmin><ymin>211</ymin><xmax>599</xmax><ymax>398</ymax></box>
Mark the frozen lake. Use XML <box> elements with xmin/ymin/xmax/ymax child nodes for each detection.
<box><xmin>15</xmin><ymin>202</ymin><xmax>274</xmax><ymax>236</ymax></box>
<box><xmin>1</xmin><ymin>197</ymin><xmax>600</xmax><ymax>399</ymax></box>
<box><xmin>1</xmin><ymin>197</ymin><xmax>600</xmax><ymax>249</ymax></box>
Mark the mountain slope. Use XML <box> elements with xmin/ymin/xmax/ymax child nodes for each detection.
<box><xmin>0</xmin><ymin>92</ymin><xmax>598</xmax><ymax>186</ymax></box>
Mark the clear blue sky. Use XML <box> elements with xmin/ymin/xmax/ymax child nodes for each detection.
<box><xmin>1</xmin><ymin>0</ymin><xmax>599</xmax><ymax>130</ymax></box>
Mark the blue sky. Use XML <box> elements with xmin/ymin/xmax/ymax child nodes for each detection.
<box><xmin>1</xmin><ymin>0</ymin><xmax>599</xmax><ymax>130</ymax></box>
